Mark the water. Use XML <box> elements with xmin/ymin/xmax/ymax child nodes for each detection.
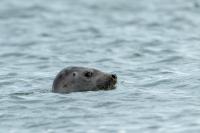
<box><xmin>0</xmin><ymin>0</ymin><xmax>200</xmax><ymax>132</ymax></box>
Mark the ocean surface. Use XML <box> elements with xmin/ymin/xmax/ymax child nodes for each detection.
<box><xmin>0</xmin><ymin>0</ymin><xmax>200</xmax><ymax>132</ymax></box>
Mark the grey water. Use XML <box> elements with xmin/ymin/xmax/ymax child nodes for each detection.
<box><xmin>0</xmin><ymin>0</ymin><xmax>200</xmax><ymax>132</ymax></box>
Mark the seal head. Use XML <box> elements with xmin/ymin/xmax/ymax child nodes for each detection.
<box><xmin>52</xmin><ymin>66</ymin><xmax>117</xmax><ymax>93</ymax></box>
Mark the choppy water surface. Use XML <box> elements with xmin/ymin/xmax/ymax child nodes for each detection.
<box><xmin>1</xmin><ymin>0</ymin><xmax>200</xmax><ymax>132</ymax></box>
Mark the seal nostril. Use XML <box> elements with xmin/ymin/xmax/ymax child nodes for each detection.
<box><xmin>111</xmin><ymin>74</ymin><xmax>117</xmax><ymax>80</ymax></box>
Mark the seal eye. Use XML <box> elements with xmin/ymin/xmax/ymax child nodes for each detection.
<box><xmin>84</xmin><ymin>71</ymin><xmax>93</xmax><ymax>78</ymax></box>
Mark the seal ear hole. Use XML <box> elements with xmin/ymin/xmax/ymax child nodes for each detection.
<box><xmin>63</xmin><ymin>84</ymin><xmax>68</xmax><ymax>88</ymax></box>
<box><xmin>72</xmin><ymin>72</ymin><xmax>76</xmax><ymax>77</ymax></box>
<box><xmin>58</xmin><ymin>75</ymin><xmax>63</xmax><ymax>79</ymax></box>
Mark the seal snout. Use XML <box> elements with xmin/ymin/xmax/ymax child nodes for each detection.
<box><xmin>111</xmin><ymin>74</ymin><xmax>117</xmax><ymax>80</ymax></box>
<box><xmin>108</xmin><ymin>73</ymin><xmax>117</xmax><ymax>88</ymax></box>
<box><xmin>96</xmin><ymin>73</ymin><xmax>117</xmax><ymax>90</ymax></box>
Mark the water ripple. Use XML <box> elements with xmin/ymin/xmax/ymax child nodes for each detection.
<box><xmin>0</xmin><ymin>0</ymin><xmax>200</xmax><ymax>133</ymax></box>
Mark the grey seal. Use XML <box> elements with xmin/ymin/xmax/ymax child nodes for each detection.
<box><xmin>52</xmin><ymin>66</ymin><xmax>117</xmax><ymax>93</ymax></box>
